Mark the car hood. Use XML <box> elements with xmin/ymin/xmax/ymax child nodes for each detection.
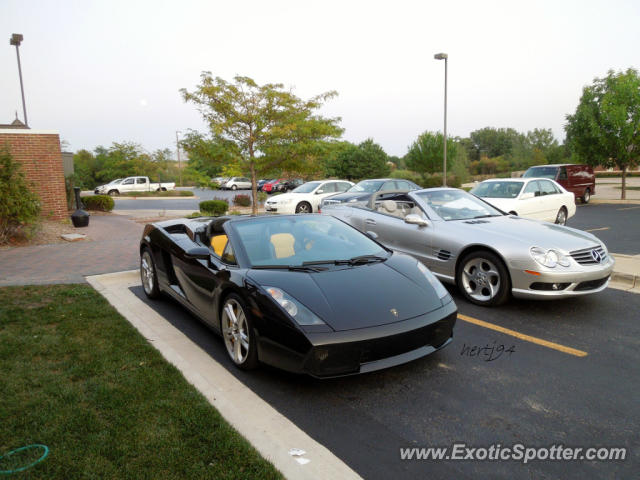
<box><xmin>265</xmin><ymin>192</ymin><xmax>300</xmax><ymax>203</ymax></box>
<box><xmin>247</xmin><ymin>256</ymin><xmax>443</xmax><ymax>331</ymax></box>
<box><xmin>323</xmin><ymin>192</ymin><xmax>370</xmax><ymax>203</ymax></box>
<box><xmin>446</xmin><ymin>215</ymin><xmax>603</xmax><ymax>252</ymax></box>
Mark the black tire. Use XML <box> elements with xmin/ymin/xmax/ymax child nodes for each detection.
<box><xmin>582</xmin><ymin>188</ymin><xmax>591</xmax><ymax>204</ymax></box>
<box><xmin>140</xmin><ymin>247</ymin><xmax>161</xmax><ymax>299</ymax></box>
<box><xmin>456</xmin><ymin>250</ymin><xmax>510</xmax><ymax>307</ymax></box>
<box><xmin>108</xmin><ymin>189</ymin><xmax>119</xmax><ymax>196</ymax></box>
<box><xmin>295</xmin><ymin>201</ymin><xmax>312</xmax><ymax>214</ymax></box>
<box><xmin>220</xmin><ymin>293</ymin><xmax>258</xmax><ymax>370</ymax></box>
<box><xmin>555</xmin><ymin>206</ymin><xmax>568</xmax><ymax>225</ymax></box>
<box><xmin>231</xmin><ymin>184</ymin><xmax>238</xmax><ymax>191</ymax></box>
<box><xmin>161</xmin><ymin>187</ymin><xmax>167</xmax><ymax>191</ymax></box>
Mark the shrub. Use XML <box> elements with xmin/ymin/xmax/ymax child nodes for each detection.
<box><xmin>199</xmin><ymin>199</ymin><xmax>228</xmax><ymax>216</ymax></box>
<box><xmin>209</xmin><ymin>182</ymin><xmax>220</xmax><ymax>190</ymax></box>
<box><xmin>257</xmin><ymin>191</ymin><xmax>268</xmax><ymax>204</ymax></box>
<box><xmin>422</xmin><ymin>174</ymin><xmax>461</xmax><ymax>188</ymax></box>
<box><xmin>0</xmin><ymin>149</ymin><xmax>41</xmax><ymax>244</ymax></box>
<box><xmin>82</xmin><ymin>195</ymin><xmax>115</xmax><ymax>212</ymax></box>
<box><xmin>390</xmin><ymin>169</ymin><xmax>423</xmax><ymax>185</ymax></box>
<box><xmin>233</xmin><ymin>194</ymin><xmax>251</xmax><ymax>207</ymax></box>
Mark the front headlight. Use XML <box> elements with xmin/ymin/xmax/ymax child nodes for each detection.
<box><xmin>530</xmin><ymin>247</ymin><xmax>571</xmax><ymax>268</ymax></box>
<box><xmin>417</xmin><ymin>261</ymin><xmax>450</xmax><ymax>299</ymax></box>
<box><xmin>348</xmin><ymin>198</ymin><xmax>358</xmax><ymax>203</ymax></box>
<box><xmin>264</xmin><ymin>286</ymin><xmax>326</xmax><ymax>326</ymax></box>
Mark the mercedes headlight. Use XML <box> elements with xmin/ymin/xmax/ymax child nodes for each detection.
<box><xmin>530</xmin><ymin>247</ymin><xmax>570</xmax><ymax>268</ymax></box>
<box><xmin>348</xmin><ymin>198</ymin><xmax>359</xmax><ymax>203</ymax></box>
<box><xmin>417</xmin><ymin>261</ymin><xmax>450</xmax><ymax>299</ymax></box>
<box><xmin>264</xmin><ymin>286</ymin><xmax>326</xmax><ymax>326</ymax></box>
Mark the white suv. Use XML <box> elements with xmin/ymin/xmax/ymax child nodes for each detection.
<box><xmin>222</xmin><ymin>177</ymin><xmax>251</xmax><ymax>190</ymax></box>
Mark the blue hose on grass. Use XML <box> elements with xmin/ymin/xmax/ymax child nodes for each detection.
<box><xmin>0</xmin><ymin>444</ymin><xmax>49</xmax><ymax>475</ymax></box>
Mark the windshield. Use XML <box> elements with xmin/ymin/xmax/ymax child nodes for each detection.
<box><xmin>523</xmin><ymin>167</ymin><xmax>559</xmax><ymax>179</ymax></box>
<box><xmin>292</xmin><ymin>181</ymin><xmax>321</xmax><ymax>194</ymax></box>
<box><xmin>231</xmin><ymin>215</ymin><xmax>387</xmax><ymax>267</ymax></box>
<box><xmin>348</xmin><ymin>180</ymin><xmax>385</xmax><ymax>193</ymax></box>
<box><xmin>415</xmin><ymin>189</ymin><xmax>504</xmax><ymax>220</ymax></box>
<box><xmin>471</xmin><ymin>181</ymin><xmax>524</xmax><ymax>199</ymax></box>
<box><xmin>109</xmin><ymin>179</ymin><xmax>123</xmax><ymax>185</ymax></box>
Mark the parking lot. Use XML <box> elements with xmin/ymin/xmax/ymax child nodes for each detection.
<box><xmin>131</xmin><ymin>277</ymin><xmax>638</xmax><ymax>479</ymax></box>
<box><xmin>104</xmin><ymin>193</ymin><xmax>640</xmax><ymax>478</ymax></box>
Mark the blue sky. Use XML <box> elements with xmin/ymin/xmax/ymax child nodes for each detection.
<box><xmin>1</xmin><ymin>0</ymin><xmax>639</xmax><ymax>156</ymax></box>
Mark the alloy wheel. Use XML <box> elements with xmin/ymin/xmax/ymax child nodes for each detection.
<box><xmin>140</xmin><ymin>251</ymin><xmax>155</xmax><ymax>295</ymax></box>
<box><xmin>461</xmin><ymin>257</ymin><xmax>501</xmax><ymax>303</ymax></box>
<box><xmin>221</xmin><ymin>299</ymin><xmax>250</xmax><ymax>365</ymax></box>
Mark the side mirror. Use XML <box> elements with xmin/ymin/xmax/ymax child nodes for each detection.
<box><xmin>365</xmin><ymin>230</ymin><xmax>378</xmax><ymax>240</ymax></box>
<box><xmin>315</xmin><ymin>190</ymin><xmax>324</xmax><ymax>195</ymax></box>
<box><xmin>404</xmin><ymin>214</ymin><xmax>430</xmax><ymax>227</ymax></box>
<box><xmin>520</xmin><ymin>192</ymin><xmax>534</xmax><ymax>200</ymax></box>
<box><xmin>184</xmin><ymin>246</ymin><xmax>211</xmax><ymax>260</ymax></box>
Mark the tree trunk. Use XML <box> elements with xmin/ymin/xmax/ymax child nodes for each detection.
<box><xmin>250</xmin><ymin>163</ymin><xmax>258</xmax><ymax>215</ymax></box>
<box><xmin>621</xmin><ymin>165</ymin><xmax>627</xmax><ymax>200</ymax></box>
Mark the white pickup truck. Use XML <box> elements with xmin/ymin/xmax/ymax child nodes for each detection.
<box><xmin>94</xmin><ymin>176</ymin><xmax>176</xmax><ymax>196</ymax></box>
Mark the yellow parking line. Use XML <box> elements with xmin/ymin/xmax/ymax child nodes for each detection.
<box><xmin>585</xmin><ymin>227</ymin><xmax>610</xmax><ymax>232</ymax></box>
<box><xmin>617</xmin><ymin>206</ymin><xmax>640</xmax><ymax>211</ymax></box>
<box><xmin>457</xmin><ymin>314</ymin><xmax>588</xmax><ymax>357</ymax></box>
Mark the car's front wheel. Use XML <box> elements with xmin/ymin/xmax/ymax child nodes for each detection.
<box><xmin>221</xmin><ymin>294</ymin><xmax>258</xmax><ymax>370</ymax></box>
<box><xmin>108</xmin><ymin>189</ymin><xmax>119</xmax><ymax>196</ymax></box>
<box><xmin>140</xmin><ymin>248</ymin><xmax>160</xmax><ymax>299</ymax></box>
<box><xmin>555</xmin><ymin>206</ymin><xmax>568</xmax><ymax>225</ymax></box>
<box><xmin>295</xmin><ymin>202</ymin><xmax>312</xmax><ymax>214</ymax></box>
<box><xmin>231</xmin><ymin>184</ymin><xmax>238</xmax><ymax>191</ymax></box>
<box><xmin>456</xmin><ymin>250</ymin><xmax>510</xmax><ymax>306</ymax></box>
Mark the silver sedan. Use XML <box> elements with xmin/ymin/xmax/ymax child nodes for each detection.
<box><xmin>324</xmin><ymin>188</ymin><xmax>615</xmax><ymax>306</ymax></box>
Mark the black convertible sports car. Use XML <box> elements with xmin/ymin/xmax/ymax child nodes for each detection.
<box><xmin>139</xmin><ymin>214</ymin><xmax>457</xmax><ymax>377</ymax></box>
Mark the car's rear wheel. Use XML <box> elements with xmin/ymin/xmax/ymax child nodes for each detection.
<box><xmin>140</xmin><ymin>248</ymin><xmax>160</xmax><ymax>299</ymax></box>
<box><xmin>295</xmin><ymin>202</ymin><xmax>312</xmax><ymax>214</ymax></box>
<box><xmin>456</xmin><ymin>250</ymin><xmax>510</xmax><ymax>306</ymax></box>
<box><xmin>582</xmin><ymin>188</ymin><xmax>591</xmax><ymax>204</ymax></box>
<box><xmin>231</xmin><ymin>184</ymin><xmax>238</xmax><ymax>191</ymax></box>
<box><xmin>108</xmin><ymin>189</ymin><xmax>119</xmax><ymax>196</ymax></box>
<box><xmin>221</xmin><ymin>294</ymin><xmax>258</xmax><ymax>369</ymax></box>
<box><xmin>555</xmin><ymin>206</ymin><xmax>568</xmax><ymax>225</ymax></box>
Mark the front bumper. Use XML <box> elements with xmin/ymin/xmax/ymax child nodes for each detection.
<box><xmin>510</xmin><ymin>257</ymin><xmax>615</xmax><ymax>299</ymax></box>
<box><xmin>301</xmin><ymin>300</ymin><xmax>457</xmax><ymax>378</ymax></box>
<box><xmin>265</xmin><ymin>203</ymin><xmax>294</xmax><ymax>214</ymax></box>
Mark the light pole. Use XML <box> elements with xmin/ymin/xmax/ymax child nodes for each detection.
<box><xmin>434</xmin><ymin>52</ymin><xmax>448</xmax><ymax>186</ymax></box>
<box><xmin>9</xmin><ymin>33</ymin><xmax>28</xmax><ymax>127</ymax></box>
<box><xmin>175</xmin><ymin>131</ymin><xmax>182</xmax><ymax>187</ymax></box>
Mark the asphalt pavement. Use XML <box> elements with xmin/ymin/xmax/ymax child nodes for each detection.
<box><xmin>131</xmin><ymin>283</ymin><xmax>639</xmax><ymax>480</ymax></box>
<box><xmin>568</xmin><ymin>203</ymin><xmax>640</xmax><ymax>255</ymax></box>
<box><xmin>110</xmin><ymin>188</ymin><xmax>252</xmax><ymax>211</ymax></box>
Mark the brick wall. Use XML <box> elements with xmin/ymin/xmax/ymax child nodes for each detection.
<box><xmin>0</xmin><ymin>130</ymin><xmax>68</xmax><ymax>220</ymax></box>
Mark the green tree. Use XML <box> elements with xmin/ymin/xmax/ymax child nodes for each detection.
<box><xmin>323</xmin><ymin>139</ymin><xmax>390</xmax><ymax>180</ymax></box>
<box><xmin>180</xmin><ymin>130</ymin><xmax>239</xmax><ymax>178</ymax></box>
<box><xmin>181</xmin><ymin>74</ymin><xmax>343</xmax><ymax>213</ymax></box>
<box><xmin>405</xmin><ymin>131</ymin><xmax>458</xmax><ymax>176</ymax></box>
<box><xmin>565</xmin><ymin>68</ymin><xmax>640</xmax><ymax>199</ymax></box>
<box><xmin>469</xmin><ymin>127</ymin><xmax>523</xmax><ymax>159</ymax></box>
<box><xmin>0</xmin><ymin>149</ymin><xmax>41</xmax><ymax>243</ymax></box>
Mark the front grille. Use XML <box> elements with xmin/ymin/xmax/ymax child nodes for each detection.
<box><xmin>570</xmin><ymin>245</ymin><xmax>607</xmax><ymax>265</ymax></box>
<box><xmin>437</xmin><ymin>249</ymin><xmax>452</xmax><ymax>261</ymax></box>
<box><xmin>575</xmin><ymin>276</ymin><xmax>610</xmax><ymax>291</ymax></box>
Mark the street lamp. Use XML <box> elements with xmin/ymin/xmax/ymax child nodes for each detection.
<box><xmin>434</xmin><ymin>52</ymin><xmax>448</xmax><ymax>186</ymax></box>
<box><xmin>9</xmin><ymin>33</ymin><xmax>28</xmax><ymax>127</ymax></box>
<box><xmin>175</xmin><ymin>131</ymin><xmax>182</xmax><ymax>187</ymax></box>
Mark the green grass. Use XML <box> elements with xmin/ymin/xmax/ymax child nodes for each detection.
<box><xmin>0</xmin><ymin>285</ymin><xmax>282</xmax><ymax>479</ymax></box>
<box><xmin>122</xmin><ymin>190</ymin><xmax>194</xmax><ymax>197</ymax></box>
<box><xmin>615</xmin><ymin>186</ymin><xmax>640</xmax><ymax>191</ymax></box>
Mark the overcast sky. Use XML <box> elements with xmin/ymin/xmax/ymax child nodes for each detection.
<box><xmin>1</xmin><ymin>0</ymin><xmax>638</xmax><ymax>157</ymax></box>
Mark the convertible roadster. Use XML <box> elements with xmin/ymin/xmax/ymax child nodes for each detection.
<box><xmin>139</xmin><ymin>214</ymin><xmax>457</xmax><ymax>377</ymax></box>
<box><xmin>323</xmin><ymin>188</ymin><xmax>615</xmax><ymax>306</ymax></box>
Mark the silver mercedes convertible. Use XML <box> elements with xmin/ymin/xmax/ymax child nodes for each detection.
<box><xmin>323</xmin><ymin>188</ymin><xmax>614</xmax><ymax>306</ymax></box>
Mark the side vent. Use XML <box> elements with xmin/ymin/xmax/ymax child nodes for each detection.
<box><xmin>437</xmin><ymin>249</ymin><xmax>452</xmax><ymax>261</ymax></box>
<box><xmin>463</xmin><ymin>219</ymin><xmax>490</xmax><ymax>224</ymax></box>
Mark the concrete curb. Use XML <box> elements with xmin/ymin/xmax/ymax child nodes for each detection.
<box><xmin>86</xmin><ymin>270</ymin><xmax>362</xmax><ymax>480</ymax></box>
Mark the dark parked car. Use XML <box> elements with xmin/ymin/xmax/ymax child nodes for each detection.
<box><xmin>262</xmin><ymin>179</ymin><xmax>283</xmax><ymax>193</ymax></box>
<box><xmin>139</xmin><ymin>214</ymin><xmax>457</xmax><ymax>377</ymax></box>
<box><xmin>321</xmin><ymin>178</ymin><xmax>421</xmax><ymax>209</ymax></box>
<box><xmin>276</xmin><ymin>178</ymin><xmax>304</xmax><ymax>192</ymax></box>
<box><xmin>523</xmin><ymin>164</ymin><xmax>595</xmax><ymax>203</ymax></box>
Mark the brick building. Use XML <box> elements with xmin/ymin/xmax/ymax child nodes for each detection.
<box><xmin>0</xmin><ymin>124</ymin><xmax>68</xmax><ymax>220</ymax></box>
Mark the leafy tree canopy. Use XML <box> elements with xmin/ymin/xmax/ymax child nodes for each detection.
<box><xmin>565</xmin><ymin>68</ymin><xmax>640</xmax><ymax>199</ymax></box>
<box><xmin>181</xmin><ymin>73</ymin><xmax>343</xmax><ymax>212</ymax></box>
<box><xmin>405</xmin><ymin>131</ymin><xmax>458</xmax><ymax>175</ymax></box>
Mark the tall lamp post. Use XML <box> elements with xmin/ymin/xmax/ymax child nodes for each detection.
<box><xmin>9</xmin><ymin>33</ymin><xmax>28</xmax><ymax>127</ymax></box>
<box><xmin>175</xmin><ymin>131</ymin><xmax>182</xmax><ymax>187</ymax></box>
<box><xmin>434</xmin><ymin>52</ymin><xmax>448</xmax><ymax>186</ymax></box>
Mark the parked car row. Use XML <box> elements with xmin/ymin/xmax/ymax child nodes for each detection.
<box><xmin>94</xmin><ymin>176</ymin><xmax>175</xmax><ymax>195</ymax></box>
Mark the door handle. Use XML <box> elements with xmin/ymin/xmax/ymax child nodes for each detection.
<box><xmin>365</xmin><ymin>219</ymin><xmax>376</xmax><ymax>225</ymax></box>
